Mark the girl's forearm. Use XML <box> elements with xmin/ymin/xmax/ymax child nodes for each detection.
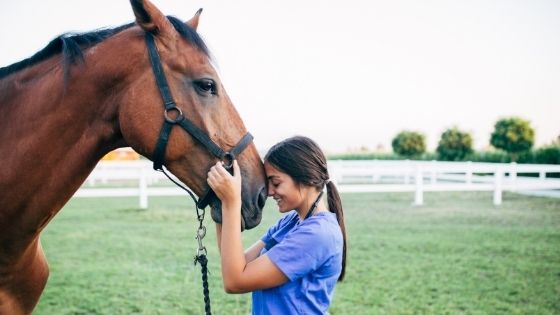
<box><xmin>215</xmin><ymin>224</ymin><xmax>222</xmax><ymax>253</ymax></box>
<box><xmin>219</xmin><ymin>201</ymin><xmax>246</xmax><ymax>291</ymax></box>
<box><xmin>244</xmin><ymin>240</ymin><xmax>265</xmax><ymax>263</ymax></box>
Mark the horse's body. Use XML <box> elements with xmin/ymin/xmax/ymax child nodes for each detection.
<box><xmin>0</xmin><ymin>1</ymin><xmax>266</xmax><ymax>313</ymax></box>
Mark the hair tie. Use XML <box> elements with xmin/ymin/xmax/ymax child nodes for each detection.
<box><xmin>325</xmin><ymin>178</ymin><xmax>331</xmax><ymax>185</ymax></box>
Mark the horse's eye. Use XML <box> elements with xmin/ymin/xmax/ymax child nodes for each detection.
<box><xmin>194</xmin><ymin>79</ymin><xmax>217</xmax><ymax>96</ymax></box>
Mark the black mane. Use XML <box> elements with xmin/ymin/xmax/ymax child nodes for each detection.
<box><xmin>0</xmin><ymin>16</ymin><xmax>209</xmax><ymax>79</ymax></box>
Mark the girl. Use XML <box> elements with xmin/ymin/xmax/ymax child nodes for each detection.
<box><xmin>207</xmin><ymin>136</ymin><xmax>347</xmax><ymax>314</ymax></box>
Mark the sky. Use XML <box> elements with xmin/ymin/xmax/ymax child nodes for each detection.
<box><xmin>1</xmin><ymin>0</ymin><xmax>558</xmax><ymax>154</ymax></box>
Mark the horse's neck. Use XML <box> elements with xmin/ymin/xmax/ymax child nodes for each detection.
<box><xmin>0</xmin><ymin>58</ymin><xmax>125</xmax><ymax>254</ymax></box>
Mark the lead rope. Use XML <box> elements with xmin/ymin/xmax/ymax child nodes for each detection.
<box><xmin>194</xmin><ymin>210</ymin><xmax>212</xmax><ymax>315</ymax></box>
<box><xmin>159</xmin><ymin>168</ymin><xmax>212</xmax><ymax>315</ymax></box>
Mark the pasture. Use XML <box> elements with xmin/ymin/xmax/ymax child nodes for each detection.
<box><xmin>35</xmin><ymin>192</ymin><xmax>560</xmax><ymax>314</ymax></box>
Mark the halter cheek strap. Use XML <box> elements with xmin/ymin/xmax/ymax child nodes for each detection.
<box><xmin>144</xmin><ymin>32</ymin><xmax>253</xmax><ymax>210</ymax></box>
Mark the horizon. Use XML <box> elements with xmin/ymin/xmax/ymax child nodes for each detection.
<box><xmin>1</xmin><ymin>0</ymin><xmax>558</xmax><ymax>154</ymax></box>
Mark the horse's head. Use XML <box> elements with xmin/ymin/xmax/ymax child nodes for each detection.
<box><xmin>117</xmin><ymin>0</ymin><xmax>266</xmax><ymax>229</ymax></box>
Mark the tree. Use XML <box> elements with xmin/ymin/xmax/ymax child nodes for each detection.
<box><xmin>391</xmin><ymin>131</ymin><xmax>426</xmax><ymax>158</ymax></box>
<box><xmin>490</xmin><ymin>117</ymin><xmax>534</xmax><ymax>162</ymax></box>
<box><xmin>436</xmin><ymin>127</ymin><xmax>473</xmax><ymax>161</ymax></box>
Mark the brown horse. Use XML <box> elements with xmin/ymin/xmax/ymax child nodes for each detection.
<box><xmin>0</xmin><ymin>1</ymin><xmax>267</xmax><ymax>314</ymax></box>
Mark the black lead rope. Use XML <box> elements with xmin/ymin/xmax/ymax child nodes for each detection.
<box><xmin>193</xmin><ymin>207</ymin><xmax>211</xmax><ymax>315</ymax></box>
<box><xmin>160</xmin><ymin>167</ymin><xmax>212</xmax><ymax>315</ymax></box>
<box><xmin>194</xmin><ymin>254</ymin><xmax>211</xmax><ymax>314</ymax></box>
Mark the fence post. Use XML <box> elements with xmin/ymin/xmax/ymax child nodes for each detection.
<box><xmin>430</xmin><ymin>160</ymin><xmax>437</xmax><ymax>184</ymax></box>
<box><xmin>139</xmin><ymin>166</ymin><xmax>148</xmax><ymax>209</ymax></box>
<box><xmin>493</xmin><ymin>167</ymin><xmax>503</xmax><ymax>206</ymax></box>
<box><xmin>509</xmin><ymin>162</ymin><xmax>517</xmax><ymax>191</ymax></box>
<box><xmin>539</xmin><ymin>170</ymin><xmax>546</xmax><ymax>181</ymax></box>
<box><xmin>414</xmin><ymin>164</ymin><xmax>423</xmax><ymax>206</ymax></box>
<box><xmin>466</xmin><ymin>161</ymin><xmax>473</xmax><ymax>185</ymax></box>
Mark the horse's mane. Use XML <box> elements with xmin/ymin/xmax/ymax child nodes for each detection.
<box><xmin>0</xmin><ymin>16</ymin><xmax>209</xmax><ymax>80</ymax></box>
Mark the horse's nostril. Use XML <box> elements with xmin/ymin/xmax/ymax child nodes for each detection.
<box><xmin>256</xmin><ymin>187</ymin><xmax>267</xmax><ymax>209</ymax></box>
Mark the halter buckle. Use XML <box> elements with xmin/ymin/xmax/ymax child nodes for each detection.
<box><xmin>164</xmin><ymin>106</ymin><xmax>184</xmax><ymax>124</ymax></box>
<box><xmin>222</xmin><ymin>152</ymin><xmax>235</xmax><ymax>170</ymax></box>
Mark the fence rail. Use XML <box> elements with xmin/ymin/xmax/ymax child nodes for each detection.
<box><xmin>75</xmin><ymin>160</ymin><xmax>560</xmax><ymax>208</ymax></box>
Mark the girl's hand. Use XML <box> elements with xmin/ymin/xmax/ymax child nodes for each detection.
<box><xmin>207</xmin><ymin>160</ymin><xmax>242</xmax><ymax>207</ymax></box>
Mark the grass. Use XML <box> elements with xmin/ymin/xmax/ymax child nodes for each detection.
<box><xmin>35</xmin><ymin>192</ymin><xmax>560</xmax><ymax>314</ymax></box>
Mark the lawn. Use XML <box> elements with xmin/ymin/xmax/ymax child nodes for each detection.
<box><xmin>35</xmin><ymin>192</ymin><xmax>560</xmax><ymax>314</ymax></box>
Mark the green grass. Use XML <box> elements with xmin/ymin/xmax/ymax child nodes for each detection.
<box><xmin>35</xmin><ymin>192</ymin><xmax>560</xmax><ymax>314</ymax></box>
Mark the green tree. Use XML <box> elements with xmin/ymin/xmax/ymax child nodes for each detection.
<box><xmin>391</xmin><ymin>131</ymin><xmax>426</xmax><ymax>158</ymax></box>
<box><xmin>490</xmin><ymin>117</ymin><xmax>534</xmax><ymax>162</ymax></box>
<box><xmin>436</xmin><ymin>127</ymin><xmax>473</xmax><ymax>161</ymax></box>
<box><xmin>534</xmin><ymin>145</ymin><xmax>560</xmax><ymax>164</ymax></box>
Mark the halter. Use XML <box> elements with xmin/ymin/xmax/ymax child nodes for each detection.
<box><xmin>145</xmin><ymin>32</ymin><xmax>253</xmax><ymax>210</ymax></box>
<box><xmin>144</xmin><ymin>31</ymin><xmax>253</xmax><ymax>315</ymax></box>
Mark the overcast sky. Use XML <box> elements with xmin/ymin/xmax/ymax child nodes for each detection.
<box><xmin>1</xmin><ymin>0</ymin><xmax>558</xmax><ymax>153</ymax></box>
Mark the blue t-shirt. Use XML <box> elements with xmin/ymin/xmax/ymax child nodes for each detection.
<box><xmin>252</xmin><ymin>211</ymin><xmax>343</xmax><ymax>314</ymax></box>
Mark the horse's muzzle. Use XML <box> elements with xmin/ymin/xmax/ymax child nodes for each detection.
<box><xmin>210</xmin><ymin>186</ymin><xmax>266</xmax><ymax>231</ymax></box>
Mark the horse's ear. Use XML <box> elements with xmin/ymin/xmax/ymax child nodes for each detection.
<box><xmin>130</xmin><ymin>0</ymin><xmax>173</xmax><ymax>34</ymax></box>
<box><xmin>186</xmin><ymin>8</ymin><xmax>203</xmax><ymax>30</ymax></box>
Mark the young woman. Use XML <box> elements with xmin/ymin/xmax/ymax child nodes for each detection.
<box><xmin>207</xmin><ymin>136</ymin><xmax>347</xmax><ymax>314</ymax></box>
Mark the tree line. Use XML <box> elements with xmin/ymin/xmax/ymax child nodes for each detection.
<box><xmin>331</xmin><ymin>117</ymin><xmax>560</xmax><ymax>164</ymax></box>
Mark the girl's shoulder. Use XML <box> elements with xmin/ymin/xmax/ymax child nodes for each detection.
<box><xmin>274</xmin><ymin>211</ymin><xmax>299</xmax><ymax>229</ymax></box>
<box><xmin>303</xmin><ymin>211</ymin><xmax>338</xmax><ymax>228</ymax></box>
<box><xmin>265</xmin><ymin>211</ymin><xmax>299</xmax><ymax>237</ymax></box>
<box><xmin>297</xmin><ymin>212</ymin><xmax>341</xmax><ymax>243</ymax></box>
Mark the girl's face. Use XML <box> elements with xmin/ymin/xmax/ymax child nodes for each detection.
<box><xmin>264</xmin><ymin>162</ymin><xmax>305</xmax><ymax>213</ymax></box>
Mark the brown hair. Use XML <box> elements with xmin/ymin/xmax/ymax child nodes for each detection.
<box><xmin>264</xmin><ymin>136</ymin><xmax>347</xmax><ymax>281</ymax></box>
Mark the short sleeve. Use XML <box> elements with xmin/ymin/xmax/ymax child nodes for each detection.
<box><xmin>260</xmin><ymin>212</ymin><xmax>297</xmax><ymax>245</ymax></box>
<box><xmin>265</xmin><ymin>219</ymin><xmax>334</xmax><ymax>281</ymax></box>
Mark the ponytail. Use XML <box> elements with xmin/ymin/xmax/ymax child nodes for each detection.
<box><xmin>326</xmin><ymin>181</ymin><xmax>347</xmax><ymax>282</ymax></box>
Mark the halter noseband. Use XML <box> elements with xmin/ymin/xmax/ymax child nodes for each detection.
<box><xmin>145</xmin><ymin>32</ymin><xmax>253</xmax><ymax>209</ymax></box>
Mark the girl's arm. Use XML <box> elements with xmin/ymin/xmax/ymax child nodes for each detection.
<box><xmin>215</xmin><ymin>224</ymin><xmax>222</xmax><ymax>252</ymax></box>
<box><xmin>216</xmin><ymin>224</ymin><xmax>264</xmax><ymax>263</ymax></box>
<box><xmin>207</xmin><ymin>161</ymin><xmax>288</xmax><ymax>293</ymax></box>
<box><xmin>244</xmin><ymin>240</ymin><xmax>265</xmax><ymax>263</ymax></box>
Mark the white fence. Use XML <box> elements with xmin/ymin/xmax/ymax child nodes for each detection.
<box><xmin>75</xmin><ymin>160</ymin><xmax>560</xmax><ymax>208</ymax></box>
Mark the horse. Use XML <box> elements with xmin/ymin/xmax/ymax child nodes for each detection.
<box><xmin>0</xmin><ymin>1</ymin><xmax>267</xmax><ymax>314</ymax></box>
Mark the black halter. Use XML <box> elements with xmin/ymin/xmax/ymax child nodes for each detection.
<box><xmin>144</xmin><ymin>32</ymin><xmax>253</xmax><ymax>210</ymax></box>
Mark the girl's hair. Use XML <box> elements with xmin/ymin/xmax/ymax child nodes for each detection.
<box><xmin>264</xmin><ymin>136</ymin><xmax>347</xmax><ymax>281</ymax></box>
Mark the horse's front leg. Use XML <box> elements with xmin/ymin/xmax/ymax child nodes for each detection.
<box><xmin>0</xmin><ymin>238</ymin><xmax>49</xmax><ymax>315</ymax></box>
